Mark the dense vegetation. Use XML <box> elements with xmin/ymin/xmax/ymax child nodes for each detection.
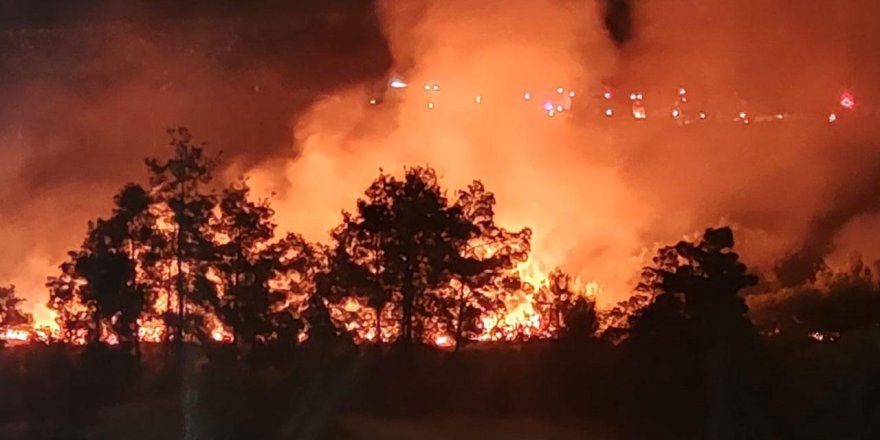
<box><xmin>1</xmin><ymin>129</ymin><xmax>879</xmax><ymax>439</ymax></box>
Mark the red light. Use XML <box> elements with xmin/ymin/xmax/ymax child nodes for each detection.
<box><xmin>840</xmin><ymin>91</ymin><xmax>856</xmax><ymax>110</ymax></box>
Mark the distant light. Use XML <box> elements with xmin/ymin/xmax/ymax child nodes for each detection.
<box><xmin>543</xmin><ymin>101</ymin><xmax>554</xmax><ymax>111</ymax></box>
<box><xmin>603</xmin><ymin>91</ymin><xmax>612</xmax><ymax>100</ymax></box>
<box><xmin>604</xmin><ymin>108</ymin><xmax>613</xmax><ymax>117</ymax></box>
<box><xmin>548</xmin><ymin>109</ymin><xmax>556</xmax><ymax>117</ymax></box>
<box><xmin>840</xmin><ymin>91</ymin><xmax>855</xmax><ymax>110</ymax></box>
<box><xmin>671</xmin><ymin>108</ymin><xmax>681</xmax><ymax>119</ymax></box>
<box><xmin>633</xmin><ymin>107</ymin><xmax>646</xmax><ymax>119</ymax></box>
<box><xmin>556</xmin><ymin>87</ymin><xmax>564</xmax><ymax>94</ymax></box>
<box><xmin>828</xmin><ymin>113</ymin><xmax>838</xmax><ymax>123</ymax></box>
<box><xmin>432</xmin><ymin>84</ymin><xmax>440</xmax><ymax>91</ymax></box>
<box><xmin>389</xmin><ymin>79</ymin><xmax>407</xmax><ymax>89</ymax></box>
<box><xmin>629</xmin><ymin>92</ymin><xmax>638</xmax><ymax>100</ymax></box>
<box><xmin>776</xmin><ymin>113</ymin><xmax>785</xmax><ymax>120</ymax></box>
<box><xmin>424</xmin><ymin>83</ymin><xmax>431</xmax><ymax>91</ymax></box>
<box><xmin>369</xmin><ymin>98</ymin><xmax>377</xmax><ymax>105</ymax></box>
<box><xmin>698</xmin><ymin>111</ymin><xmax>707</xmax><ymax>119</ymax></box>
<box><xmin>738</xmin><ymin>111</ymin><xmax>748</xmax><ymax>119</ymax></box>
<box><xmin>568</xmin><ymin>90</ymin><xmax>576</xmax><ymax>97</ymax></box>
<box><xmin>556</xmin><ymin>105</ymin><xmax>564</xmax><ymax>112</ymax></box>
<box><xmin>427</xmin><ymin>101</ymin><xmax>435</xmax><ymax>110</ymax></box>
<box><xmin>475</xmin><ymin>95</ymin><xmax>482</xmax><ymax>104</ymax></box>
<box><xmin>524</xmin><ymin>92</ymin><xmax>531</xmax><ymax>100</ymax></box>
<box><xmin>678</xmin><ymin>87</ymin><xmax>687</xmax><ymax>96</ymax></box>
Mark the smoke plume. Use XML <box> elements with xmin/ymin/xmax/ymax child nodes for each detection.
<box><xmin>2</xmin><ymin>0</ymin><xmax>880</xmax><ymax>322</ymax></box>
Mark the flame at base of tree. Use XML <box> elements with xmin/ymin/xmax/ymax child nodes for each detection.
<box><xmin>2</xmin><ymin>132</ymin><xmax>612</xmax><ymax>350</ymax></box>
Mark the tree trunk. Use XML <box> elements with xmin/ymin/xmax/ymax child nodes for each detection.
<box><xmin>454</xmin><ymin>285</ymin><xmax>467</xmax><ymax>352</ymax></box>
<box><xmin>375</xmin><ymin>305</ymin><xmax>382</xmax><ymax>344</ymax></box>
<box><xmin>176</xmin><ymin>222</ymin><xmax>185</xmax><ymax>344</ymax></box>
<box><xmin>401</xmin><ymin>269</ymin><xmax>415</xmax><ymax>345</ymax></box>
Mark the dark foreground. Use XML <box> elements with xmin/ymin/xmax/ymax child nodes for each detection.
<box><xmin>1</xmin><ymin>330</ymin><xmax>879</xmax><ymax>440</ymax></box>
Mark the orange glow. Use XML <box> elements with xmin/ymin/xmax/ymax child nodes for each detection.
<box><xmin>1</xmin><ymin>327</ymin><xmax>31</xmax><ymax>344</ymax></box>
<box><xmin>433</xmin><ymin>333</ymin><xmax>455</xmax><ymax>349</ymax></box>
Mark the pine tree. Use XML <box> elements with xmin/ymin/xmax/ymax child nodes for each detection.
<box><xmin>145</xmin><ymin>127</ymin><xmax>219</xmax><ymax>343</ymax></box>
<box><xmin>323</xmin><ymin>167</ymin><xmax>530</xmax><ymax>346</ymax></box>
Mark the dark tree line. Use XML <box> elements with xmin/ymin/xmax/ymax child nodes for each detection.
<box><xmin>37</xmin><ymin>129</ymin><xmax>558</xmax><ymax>351</ymax></box>
<box><xmin>2</xmin><ymin>129</ymin><xmax>879</xmax><ymax>440</ymax></box>
<box><xmin>1</xmin><ymin>128</ymin><xmax>873</xmax><ymax>354</ymax></box>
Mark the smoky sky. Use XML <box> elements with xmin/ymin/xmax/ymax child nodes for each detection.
<box><xmin>2</xmin><ymin>0</ymin><xmax>880</xmax><ymax>321</ymax></box>
<box><xmin>0</xmin><ymin>0</ymin><xmax>392</xmax><ymax>319</ymax></box>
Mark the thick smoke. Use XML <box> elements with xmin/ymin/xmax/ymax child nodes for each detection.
<box><xmin>0</xmin><ymin>1</ymin><xmax>388</xmax><ymax>323</ymax></box>
<box><xmin>252</xmin><ymin>0</ymin><xmax>880</xmax><ymax>306</ymax></box>
<box><xmin>2</xmin><ymin>0</ymin><xmax>880</xmax><ymax>322</ymax></box>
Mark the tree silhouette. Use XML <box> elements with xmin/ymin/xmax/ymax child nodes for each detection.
<box><xmin>549</xmin><ymin>271</ymin><xmax>598</xmax><ymax>342</ymax></box>
<box><xmin>627</xmin><ymin>227</ymin><xmax>766</xmax><ymax>439</ymax></box>
<box><xmin>212</xmin><ymin>180</ymin><xmax>324</xmax><ymax>346</ymax></box>
<box><xmin>451</xmin><ymin>181</ymin><xmax>531</xmax><ymax>347</ymax></box>
<box><xmin>146</xmin><ymin>127</ymin><xmax>219</xmax><ymax>343</ymax></box>
<box><xmin>632</xmin><ymin>227</ymin><xmax>757</xmax><ymax>337</ymax></box>
<box><xmin>323</xmin><ymin>167</ymin><xmax>528</xmax><ymax>346</ymax></box>
<box><xmin>48</xmin><ymin>184</ymin><xmax>162</xmax><ymax>349</ymax></box>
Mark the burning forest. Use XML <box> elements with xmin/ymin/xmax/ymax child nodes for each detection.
<box><xmin>2</xmin><ymin>1</ymin><xmax>880</xmax><ymax>439</ymax></box>
<box><xmin>1</xmin><ymin>127</ymin><xmax>605</xmax><ymax>350</ymax></box>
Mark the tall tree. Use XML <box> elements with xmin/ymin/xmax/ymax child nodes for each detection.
<box><xmin>627</xmin><ymin>227</ymin><xmax>765</xmax><ymax>439</ymax></box>
<box><xmin>451</xmin><ymin>181</ymin><xmax>531</xmax><ymax>347</ymax></box>
<box><xmin>323</xmin><ymin>167</ymin><xmax>528</xmax><ymax>346</ymax></box>
<box><xmin>212</xmin><ymin>180</ymin><xmax>322</xmax><ymax>346</ymax></box>
<box><xmin>48</xmin><ymin>184</ymin><xmax>162</xmax><ymax>349</ymax></box>
<box><xmin>146</xmin><ymin>127</ymin><xmax>218</xmax><ymax>343</ymax></box>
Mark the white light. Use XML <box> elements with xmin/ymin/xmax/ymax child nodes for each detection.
<box><xmin>432</xmin><ymin>84</ymin><xmax>440</xmax><ymax>91</ymax></box>
<box><xmin>629</xmin><ymin>92</ymin><xmax>637</xmax><ymax>100</ymax></box>
<box><xmin>389</xmin><ymin>79</ymin><xmax>407</xmax><ymax>89</ymax></box>
<box><xmin>604</xmin><ymin>108</ymin><xmax>613</xmax><ymax>117</ymax></box>
<box><xmin>603</xmin><ymin>92</ymin><xmax>612</xmax><ymax>100</ymax></box>
<box><xmin>776</xmin><ymin>113</ymin><xmax>784</xmax><ymax>120</ymax></box>
<box><xmin>556</xmin><ymin>105</ymin><xmax>564</xmax><ymax>112</ymax></box>
<box><xmin>369</xmin><ymin>98</ymin><xmax>377</xmax><ymax>105</ymax></box>
<box><xmin>427</xmin><ymin>101</ymin><xmax>435</xmax><ymax>110</ymax></box>
<box><xmin>698</xmin><ymin>111</ymin><xmax>707</xmax><ymax>119</ymax></box>
<box><xmin>678</xmin><ymin>87</ymin><xmax>687</xmax><ymax>96</ymax></box>
<box><xmin>671</xmin><ymin>108</ymin><xmax>681</xmax><ymax>119</ymax></box>
<box><xmin>556</xmin><ymin>87</ymin><xmax>564</xmax><ymax>94</ymax></box>
<box><xmin>548</xmin><ymin>109</ymin><xmax>556</xmax><ymax>117</ymax></box>
<box><xmin>475</xmin><ymin>95</ymin><xmax>481</xmax><ymax>104</ymax></box>
<box><xmin>568</xmin><ymin>90</ymin><xmax>576</xmax><ymax>97</ymax></box>
<box><xmin>828</xmin><ymin>113</ymin><xmax>837</xmax><ymax>123</ymax></box>
<box><xmin>524</xmin><ymin>92</ymin><xmax>531</xmax><ymax>100</ymax></box>
<box><xmin>424</xmin><ymin>83</ymin><xmax>431</xmax><ymax>91</ymax></box>
<box><xmin>738</xmin><ymin>111</ymin><xmax>747</xmax><ymax>119</ymax></box>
